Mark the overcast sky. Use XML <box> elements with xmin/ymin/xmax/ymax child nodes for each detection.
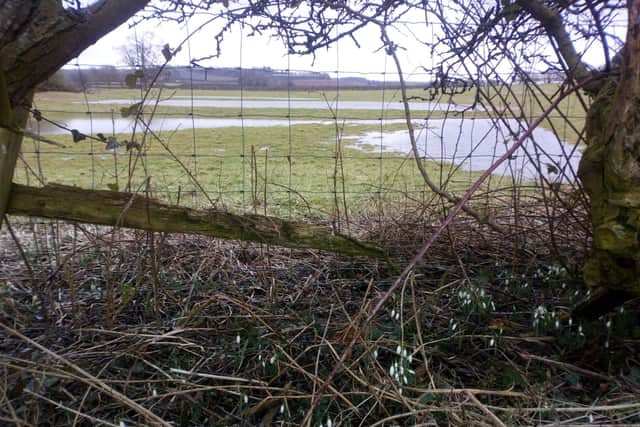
<box><xmin>75</xmin><ymin>2</ymin><xmax>626</xmax><ymax>81</ymax></box>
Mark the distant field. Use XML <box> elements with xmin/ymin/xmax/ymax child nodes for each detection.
<box><xmin>17</xmin><ymin>86</ymin><xmax>585</xmax><ymax>218</ymax></box>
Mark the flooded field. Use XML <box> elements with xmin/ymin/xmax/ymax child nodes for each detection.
<box><xmin>353</xmin><ymin>118</ymin><xmax>581</xmax><ymax>180</ymax></box>
<box><xmin>30</xmin><ymin>112</ymin><xmax>580</xmax><ymax>181</ymax></box>
<box><xmin>88</xmin><ymin>96</ymin><xmax>468</xmax><ymax>112</ymax></box>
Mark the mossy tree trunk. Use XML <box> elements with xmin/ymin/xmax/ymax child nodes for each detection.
<box><xmin>576</xmin><ymin>1</ymin><xmax>640</xmax><ymax>310</ymax></box>
<box><xmin>516</xmin><ymin>0</ymin><xmax>640</xmax><ymax>313</ymax></box>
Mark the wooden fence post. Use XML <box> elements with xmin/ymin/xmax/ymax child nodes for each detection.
<box><xmin>0</xmin><ymin>61</ymin><xmax>33</xmax><ymax>230</ymax></box>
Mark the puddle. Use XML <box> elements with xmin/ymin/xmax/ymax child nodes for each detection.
<box><xmin>352</xmin><ymin>118</ymin><xmax>581</xmax><ymax>181</ymax></box>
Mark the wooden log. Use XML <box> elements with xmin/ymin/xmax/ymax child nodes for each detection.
<box><xmin>7</xmin><ymin>183</ymin><xmax>383</xmax><ymax>258</ymax></box>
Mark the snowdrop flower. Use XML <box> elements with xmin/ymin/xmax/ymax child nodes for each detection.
<box><xmin>270</xmin><ymin>355</ymin><xmax>276</xmax><ymax>365</ymax></box>
<box><xmin>243</xmin><ymin>395</ymin><xmax>248</xmax><ymax>404</ymax></box>
<box><xmin>489</xmin><ymin>338</ymin><xmax>495</xmax><ymax>347</ymax></box>
<box><xmin>280</xmin><ymin>404</ymin><xmax>285</xmax><ymax>414</ymax></box>
<box><xmin>606</xmin><ymin>319</ymin><xmax>612</xmax><ymax>329</ymax></box>
<box><xmin>236</xmin><ymin>335</ymin><xmax>241</xmax><ymax>345</ymax></box>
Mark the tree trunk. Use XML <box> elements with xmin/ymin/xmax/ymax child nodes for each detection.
<box><xmin>0</xmin><ymin>1</ymin><xmax>150</xmax><ymax>228</ymax></box>
<box><xmin>577</xmin><ymin>1</ymin><xmax>640</xmax><ymax>312</ymax></box>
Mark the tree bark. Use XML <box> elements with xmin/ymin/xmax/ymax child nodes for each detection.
<box><xmin>0</xmin><ymin>0</ymin><xmax>150</xmax><ymax>227</ymax></box>
<box><xmin>577</xmin><ymin>0</ymin><xmax>640</xmax><ymax>305</ymax></box>
<box><xmin>6</xmin><ymin>183</ymin><xmax>384</xmax><ymax>257</ymax></box>
<box><xmin>1</xmin><ymin>0</ymin><xmax>151</xmax><ymax>106</ymax></box>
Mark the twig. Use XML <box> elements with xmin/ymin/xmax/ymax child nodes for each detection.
<box><xmin>519</xmin><ymin>352</ymin><xmax>617</xmax><ymax>383</ymax></box>
<box><xmin>301</xmin><ymin>81</ymin><xmax>581</xmax><ymax>426</ymax></box>
<box><xmin>23</xmin><ymin>389</ymin><xmax>121</xmax><ymax>427</ymax></box>
<box><xmin>0</xmin><ymin>322</ymin><xmax>171</xmax><ymax>427</ymax></box>
<box><xmin>465</xmin><ymin>390</ymin><xmax>507</xmax><ymax>427</ymax></box>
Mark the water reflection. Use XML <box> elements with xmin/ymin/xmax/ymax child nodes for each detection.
<box><xmin>353</xmin><ymin>118</ymin><xmax>581</xmax><ymax>181</ymax></box>
<box><xmin>31</xmin><ymin>117</ymin><xmax>404</xmax><ymax>135</ymax></box>
<box><xmin>30</xmin><ymin>113</ymin><xmax>579</xmax><ymax>181</ymax></box>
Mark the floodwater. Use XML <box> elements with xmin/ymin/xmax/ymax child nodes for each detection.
<box><xmin>89</xmin><ymin>97</ymin><xmax>468</xmax><ymax>112</ymax></box>
<box><xmin>30</xmin><ymin>112</ymin><xmax>580</xmax><ymax>181</ymax></box>
<box><xmin>353</xmin><ymin>118</ymin><xmax>581</xmax><ymax>180</ymax></box>
<box><xmin>31</xmin><ymin>117</ymin><xmax>404</xmax><ymax>135</ymax></box>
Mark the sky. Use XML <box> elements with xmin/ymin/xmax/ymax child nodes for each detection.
<box><xmin>77</xmin><ymin>8</ymin><xmax>434</xmax><ymax>81</ymax></box>
<box><xmin>75</xmin><ymin>1</ymin><xmax>627</xmax><ymax>81</ymax></box>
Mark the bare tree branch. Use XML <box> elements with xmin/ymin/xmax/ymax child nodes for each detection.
<box><xmin>516</xmin><ymin>0</ymin><xmax>596</xmax><ymax>90</ymax></box>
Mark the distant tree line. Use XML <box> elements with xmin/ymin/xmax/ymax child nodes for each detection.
<box><xmin>37</xmin><ymin>66</ymin><xmax>434</xmax><ymax>92</ymax></box>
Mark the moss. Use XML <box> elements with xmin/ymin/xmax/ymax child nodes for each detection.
<box><xmin>580</xmin><ymin>77</ymin><xmax>640</xmax><ymax>297</ymax></box>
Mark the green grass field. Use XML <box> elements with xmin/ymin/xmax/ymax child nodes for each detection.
<box><xmin>17</xmin><ymin>85</ymin><xmax>586</xmax><ymax>218</ymax></box>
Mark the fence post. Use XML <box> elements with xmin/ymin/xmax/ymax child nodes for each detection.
<box><xmin>0</xmin><ymin>67</ymin><xmax>30</xmax><ymax>230</ymax></box>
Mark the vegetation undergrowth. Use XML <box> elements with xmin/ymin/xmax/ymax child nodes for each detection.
<box><xmin>1</xmin><ymin>211</ymin><xmax>638</xmax><ymax>426</ymax></box>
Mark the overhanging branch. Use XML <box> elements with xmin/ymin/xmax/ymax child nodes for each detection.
<box><xmin>2</xmin><ymin>0</ymin><xmax>150</xmax><ymax>105</ymax></box>
<box><xmin>516</xmin><ymin>0</ymin><xmax>597</xmax><ymax>92</ymax></box>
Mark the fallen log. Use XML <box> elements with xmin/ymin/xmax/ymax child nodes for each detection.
<box><xmin>6</xmin><ymin>183</ymin><xmax>383</xmax><ymax>258</ymax></box>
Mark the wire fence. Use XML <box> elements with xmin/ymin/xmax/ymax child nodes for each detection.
<box><xmin>14</xmin><ymin>55</ymin><xmax>588</xmax><ymax>238</ymax></box>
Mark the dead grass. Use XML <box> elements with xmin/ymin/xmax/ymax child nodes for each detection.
<box><xmin>0</xmin><ymin>205</ymin><xmax>639</xmax><ymax>426</ymax></box>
